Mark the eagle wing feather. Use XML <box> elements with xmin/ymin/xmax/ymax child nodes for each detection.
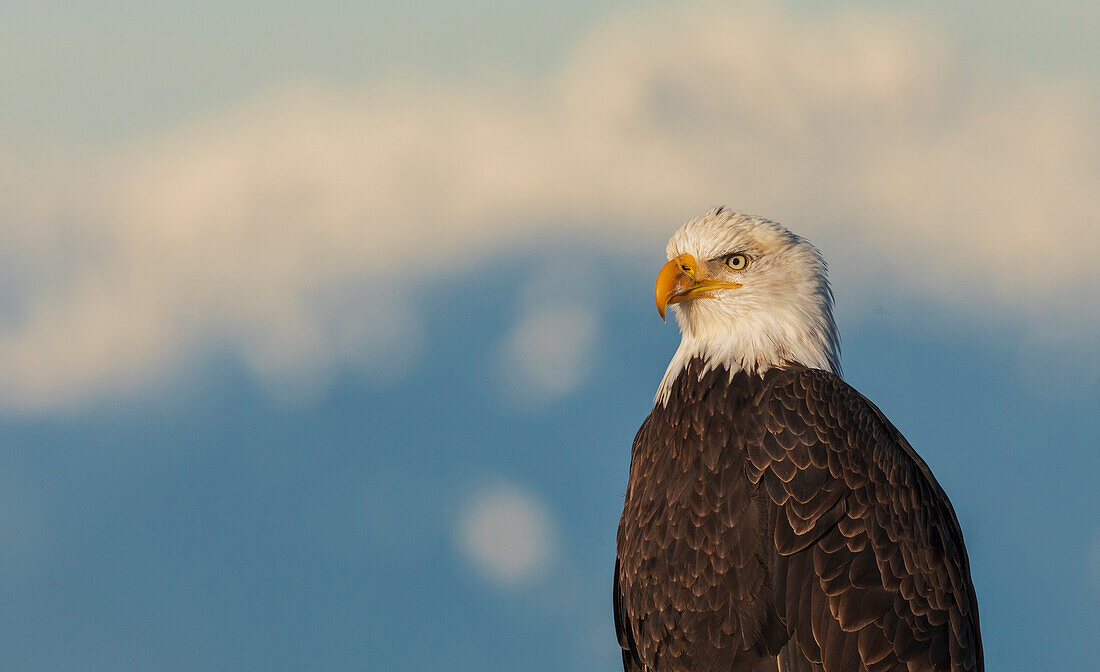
<box><xmin>753</xmin><ymin>369</ymin><xmax>982</xmax><ymax>672</ymax></box>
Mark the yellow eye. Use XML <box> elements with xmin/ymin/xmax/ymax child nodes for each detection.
<box><xmin>725</xmin><ymin>254</ymin><xmax>748</xmax><ymax>271</ymax></box>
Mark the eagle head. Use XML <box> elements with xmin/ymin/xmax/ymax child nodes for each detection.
<box><xmin>654</xmin><ymin>208</ymin><xmax>841</xmax><ymax>404</ymax></box>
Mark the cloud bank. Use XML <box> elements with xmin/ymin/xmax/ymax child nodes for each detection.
<box><xmin>1</xmin><ymin>1</ymin><xmax>1097</xmax><ymax>410</ymax></box>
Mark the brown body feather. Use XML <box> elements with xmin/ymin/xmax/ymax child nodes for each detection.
<box><xmin>615</xmin><ymin>360</ymin><xmax>982</xmax><ymax>672</ymax></box>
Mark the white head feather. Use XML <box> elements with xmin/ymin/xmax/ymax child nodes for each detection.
<box><xmin>656</xmin><ymin>208</ymin><xmax>840</xmax><ymax>406</ymax></box>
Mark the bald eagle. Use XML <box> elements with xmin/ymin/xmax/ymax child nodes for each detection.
<box><xmin>614</xmin><ymin>209</ymin><xmax>982</xmax><ymax>672</ymax></box>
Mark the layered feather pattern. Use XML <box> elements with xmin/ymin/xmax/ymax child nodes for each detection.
<box><xmin>614</xmin><ymin>360</ymin><xmax>982</xmax><ymax>672</ymax></box>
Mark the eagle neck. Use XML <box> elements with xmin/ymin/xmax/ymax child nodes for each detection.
<box><xmin>654</xmin><ymin>329</ymin><xmax>838</xmax><ymax>407</ymax></box>
<box><xmin>655</xmin><ymin>337</ymin><xmax>755</xmax><ymax>407</ymax></box>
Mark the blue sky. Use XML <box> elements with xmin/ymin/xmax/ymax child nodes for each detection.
<box><xmin>1</xmin><ymin>1</ymin><xmax>1098</xmax><ymax>670</ymax></box>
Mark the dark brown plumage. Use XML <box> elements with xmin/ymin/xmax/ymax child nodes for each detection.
<box><xmin>614</xmin><ymin>359</ymin><xmax>983</xmax><ymax>672</ymax></box>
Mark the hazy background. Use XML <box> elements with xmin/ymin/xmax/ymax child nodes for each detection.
<box><xmin>1</xmin><ymin>1</ymin><xmax>1098</xmax><ymax>670</ymax></box>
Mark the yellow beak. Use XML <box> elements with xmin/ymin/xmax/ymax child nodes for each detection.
<box><xmin>654</xmin><ymin>254</ymin><xmax>741</xmax><ymax>321</ymax></box>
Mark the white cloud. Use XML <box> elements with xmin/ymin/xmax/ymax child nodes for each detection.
<box><xmin>1</xmin><ymin>1</ymin><xmax>1097</xmax><ymax>410</ymax></box>
<box><xmin>496</xmin><ymin>261</ymin><xmax>602</xmax><ymax>405</ymax></box>
<box><xmin>499</xmin><ymin>304</ymin><xmax>599</xmax><ymax>403</ymax></box>
<box><xmin>455</xmin><ymin>482</ymin><xmax>557</xmax><ymax>587</ymax></box>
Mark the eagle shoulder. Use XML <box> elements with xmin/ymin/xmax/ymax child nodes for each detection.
<box><xmin>750</xmin><ymin>367</ymin><xmax>983</xmax><ymax>672</ymax></box>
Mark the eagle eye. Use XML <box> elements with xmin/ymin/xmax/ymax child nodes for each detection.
<box><xmin>725</xmin><ymin>254</ymin><xmax>748</xmax><ymax>271</ymax></box>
